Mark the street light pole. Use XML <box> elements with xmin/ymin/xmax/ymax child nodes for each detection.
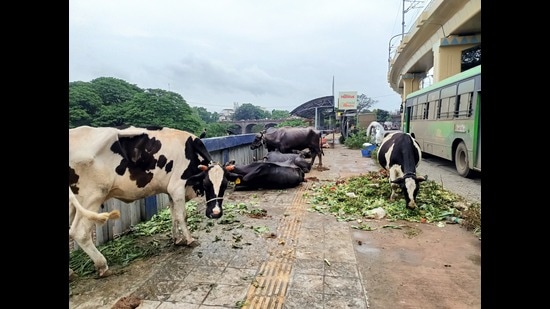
<box><xmin>388</xmin><ymin>33</ymin><xmax>403</xmax><ymax>71</ymax></box>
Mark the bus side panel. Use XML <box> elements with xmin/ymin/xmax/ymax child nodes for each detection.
<box><xmin>473</xmin><ymin>91</ymin><xmax>481</xmax><ymax>171</ymax></box>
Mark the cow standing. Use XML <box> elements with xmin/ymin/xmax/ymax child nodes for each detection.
<box><xmin>250</xmin><ymin>127</ymin><xmax>324</xmax><ymax>167</ymax></box>
<box><xmin>69</xmin><ymin>125</ymin><xmax>238</xmax><ymax>279</ymax></box>
<box><xmin>376</xmin><ymin>132</ymin><xmax>427</xmax><ymax>209</ymax></box>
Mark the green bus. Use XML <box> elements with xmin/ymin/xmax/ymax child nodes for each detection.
<box><xmin>403</xmin><ymin>65</ymin><xmax>481</xmax><ymax>178</ymax></box>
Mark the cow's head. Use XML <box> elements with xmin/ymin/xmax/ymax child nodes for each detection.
<box><xmin>391</xmin><ymin>173</ymin><xmax>428</xmax><ymax>209</ymax></box>
<box><xmin>293</xmin><ymin>156</ymin><xmax>312</xmax><ymax>173</ymax></box>
<box><xmin>250</xmin><ymin>130</ymin><xmax>266</xmax><ymax>150</ymax></box>
<box><xmin>186</xmin><ymin>162</ymin><xmax>240</xmax><ymax>219</ymax></box>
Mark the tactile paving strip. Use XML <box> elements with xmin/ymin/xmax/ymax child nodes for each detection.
<box><xmin>242</xmin><ymin>182</ymin><xmax>311</xmax><ymax>308</ymax></box>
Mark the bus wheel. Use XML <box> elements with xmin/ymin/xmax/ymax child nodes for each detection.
<box><xmin>455</xmin><ymin>142</ymin><xmax>472</xmax><ymax>178</ymax></box>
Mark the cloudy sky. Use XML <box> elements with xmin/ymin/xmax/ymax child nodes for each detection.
<box><xmin>69</xmin><ymin>0</ymin><xmax>427</xmax><ymax>114</ymax></box>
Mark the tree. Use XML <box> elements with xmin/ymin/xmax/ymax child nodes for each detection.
<box><xmin>373</xmin><ymin>109</ymin><xmax>391</xmax><ymax>122</ymax></box>
<box><xmin>130</xmin><ymin>89</ymin><xmax>202</xmax><ymax>132</ymax></box>
<box><xmin>69</xmin><ymin>81</ymin><xmax>104</xmax><ymax>128</ymax></box>
<box><xmin>356</xmin><ymin>94</ymin><xmax>377</xmax><ymax>113</ymax></box>
<box><xmin>277</xmin><ymin>118</ymin><xmax>309</xmax><ymax>127</ymax></box>
<box><xmin>271</xmin><ymin>109</ymin><xmax>290</xmax><ymax>119</ymax></box>
<box><xmin>90</xmin><ymin>77</ymin><xmax>141</xmax><ymax>105</ymax></box>
<box><xmin>193</xmin><ymin>106</ymin><xmax>219</xmax><ymax>123</ymax></box>
<box><xmin>233</xmin><ymin>103</ymin><xmax>270</xmax><ymax>120</ymax></box>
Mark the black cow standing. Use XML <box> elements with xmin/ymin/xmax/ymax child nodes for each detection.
<box><xmin>377</xmin><ymin>132</ymin><xmax>427</xmax><ymax>209</ymax></box>
<box><xmin>250</xmin><ymin>127</ymin><xmax>324</xmax><ymax>167</ymax></box>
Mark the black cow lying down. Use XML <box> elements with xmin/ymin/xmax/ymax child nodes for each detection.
<box><xmin>263</xmin><ymin>150</ymin><xmax>311</xmax><ymax>173</ymax></box>
<box><xmin>225</xmin><ymin>160</ymin><xmax>305</xmax><ymax>190</ymax></box>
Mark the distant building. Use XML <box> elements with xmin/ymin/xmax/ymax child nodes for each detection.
<box><xmin>219</xmin><ymin>108</ymin><xmax>234</xmax><ymax>121</ymax></box>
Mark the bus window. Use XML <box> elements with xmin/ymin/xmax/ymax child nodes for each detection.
<box><xmin>422</xmin><ymin>102</ymin><xmax>430</xmax><ymax>119</ymax></box>
<box><xmin>441</xmin><ymin>97</ymin><xmax>454</xmax><ymax>119</ymax></box>
<box><xmin>428</xmin><ymin>100</ymin><xmax>437</xmax><ymax>119</ymax></box>
<box><xmin>457</xmin><ymin>93</ymin><xmax>472</xmax><ymax>118</ymax></box>
<box><xmin>454</xmin><ymin>95</ymin><xmax>461</xmax><ymax>118</ymax></box>
<box><xmin>436</xmin><ymin>99</ymin><xmax>442</xmax><ymax>119</ymax></box>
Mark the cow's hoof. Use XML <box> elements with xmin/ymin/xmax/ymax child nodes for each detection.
<box><xmin>174</xmin><ymin>237</ymin><xmax>198</xmax><ymax>247</ymax></box>
<box><xmin>188</xmin><ymin>240</ymin><xmax>200</xmax><ymax>248</ymax></box>
<box><xmin>69</xmin><ymin>268</ymin><xmax>78</xmax><ymax>281</ymax></box>
<box><xmin>98</xmin><ymin>268</ymin><xmax>113</xmax><ymax>278</ymax></box>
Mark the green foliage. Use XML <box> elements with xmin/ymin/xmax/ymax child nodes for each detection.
<box><xmin>69</xmin><ymin>77</ymin><xmax>202</xmax><ymax>132</ymax></box>
<box><xmin>90</xmin><ymin>77</ymin><xmax>141</xmax><ymax>105</ymax></box>
<box><xmin>271</xmin><ymin>110</ymin><xmax>290</xmax><ymax>119</ymax></box>
<box><xmin>308</xmin><ymin>171</ymin><xmax>479</xmax><ymax>228</ymax></box>
<box><xmin>277</xmin><ymin>119</ymin><xmax>309</xmax><ymax>127</ymax></box>
<box><xmin>193</xmin><ymin>106</ymin><xmax>219</xmax><ymax>123</ymax></box>
<box><xmin>69</xmin><ymin>200</ymin><xmax>268</xmax><ymax>278</ymax></box>
<box><xmin>233</xmin><ymin>103</ymin><xmax>270</xmax><ymax>120</ymax></box>
<box><xmin>344</xmin><ymin>128</ymin><xmax>369</xmax><ymax>149</ymax></box>
<box><xmin>374</xmin><ymin>109</ymin><xmax>391</xmax><ymax>122</ymax></box>
<box><xmin>69</xmin><ymin>82</ymin><xmax>105</xmax><ymax>128</ymax></box>
<box><xmin>204</xmin><ymin>122</ymin><xmax>233</xmax><ymax>138</ymax></box>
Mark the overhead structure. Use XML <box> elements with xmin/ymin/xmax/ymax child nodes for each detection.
<box><xmin>290</xmin><ymin>96</ymin><xmax>335</xmax><ymax>130</ymax></box>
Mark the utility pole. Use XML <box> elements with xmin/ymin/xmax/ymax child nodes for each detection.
<box><xmin>402</xmin><ymin>0</ymin><xmax>424</xmax><ymax>39</ymax></box>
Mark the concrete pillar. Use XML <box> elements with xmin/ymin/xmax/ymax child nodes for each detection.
<box><xmin>433</xmin><ymin>35</ymin><xmax>481</xmax><ymax>82</ymax></box>
<box><xmin>400</xmin><ymin>73</ymin><xmax>425</xmax><ymax>127</ymax></box>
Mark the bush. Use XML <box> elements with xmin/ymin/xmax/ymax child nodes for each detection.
<box><xmin>344</xmin><ymin>128</ymin><xmax>369</xmax><ymax>149</ymax></box>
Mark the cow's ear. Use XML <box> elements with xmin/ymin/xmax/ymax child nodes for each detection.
<box><xmin>198</xmin><ymin>164</ymin><xmax>208</xmax><ymax>171</ymax></box>
<box><xmin>417</xmin><ymin>175</ymin><xmax>428</xmax><ymax>182</ymax></box>
<box><xmin>226</xmin><ymin>172</ymin><xmax>241</xmax><ymax>182</ymax></box>
<box><xmin>187</xmin><ymin>171</ymin><xmax>206</xmax><ymax>186</ymax></box>
<box><xmin>224</xmin><ymin>165</ymin><xmax>235</xmax><ymax>171</ymax></box>
<box><xmin>391</xmin><ymin>177</ymin><xmax>404</xmax><ymax>184</ymax></box>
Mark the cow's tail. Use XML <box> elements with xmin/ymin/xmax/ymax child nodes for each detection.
<box><xmin>69</xmin><ymin>187</ymin><xmax>120</xmax><ymax>225</ymax></box>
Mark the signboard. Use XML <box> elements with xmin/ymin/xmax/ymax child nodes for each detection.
<box><xmin>338</xmin><ymin>91</ymin><xmax>357</xmax><ymax>109</ymax></box>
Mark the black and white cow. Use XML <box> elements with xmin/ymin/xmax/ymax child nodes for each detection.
<box><xmin>69</xmin><ymin>125</ymin><xmax>237</xmax><ymax>278</ymax></box>
<box><xmin>250</xmin><ymin>127</ymin><xmax>324</xmax><ymax>167</ymax></box>
<box><xmin>263</xmin><ymin>149</ymin><xmax>312</xmax><ymax>173</ymax></box>
<box><xmin>225</xmin><ymin>160</ymin><xmax>305</xmax><ymax>190</ymax></box>
<box><xmin>377</xmin><ymin>132</ymin><xmax>427</xmax><ymax>209</ymax></box>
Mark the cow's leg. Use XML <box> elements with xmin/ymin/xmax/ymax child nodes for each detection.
<box><xmin>167</xmin><ymin>194</ymin><xmax>196</xmax><ymax>246</ymax></box>
<box><xmin>389</xmin><ymin>183</ymin><xmax>399</xmax><ymax>201</ymax></box>
<box><xmin>69</xmin><ymin>213</ymin><xmax>111</xmax><ymax>278</ymax></box>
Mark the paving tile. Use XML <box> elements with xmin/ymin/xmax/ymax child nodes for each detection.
<box><xmin>282</xmin><ymin>290</ymin><xmax>324</xmax><ymax>309</ymax></box>
<box><xmin>324</xmin><ymin>261</ymin><xmax>359</xmax><ymax>278</ymax></box>
<box><xmin>184</xmin><ymin>266</ymin><xmax>226</xmax><ymax>283</ymax></box>
<box><xmin>323</xmin><ymin>276</ymin><xmax>364</xmax><ymax>297</ymax></box>
<box><xmin>217</xmin><ymin>267</ymin><xmax>257</xmax><ymax>285</ymax></box>
<box><xmin>201</xmin><ymin>283</ymin><xmax>250</xmax><ymax>307</ymax></box>
<box><xmin>136</xmin><ymin>300</ymin><xmax>161</xmax><ymax>308</ymax></box>
<box><xmin>166</xmin><ymin>282</ymin><xmax>213</xmax><ymax>303</ymax></box>
<box><xmin>323</xmin><ymin>293</ymin><xmax>368</xmax><ymax>308</ymax></box>
<box><xmin>288</xmin><ymin>273</ymin><xmax>324</xmax><ymax>294</ymax></box>
<box><xmin>293</xmin><ymin>258</ymin><xmax>324</xmax><ymax>276</ymax></box>
<box><xmin>157</xmin><ymin>301</ymin><xmax>200</xmax><ymax>309</ymax></box>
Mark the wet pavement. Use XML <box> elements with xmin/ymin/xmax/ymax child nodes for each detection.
<box><xmin>69</xmin><ymin>140</ymin><xmax>481</xmax><ymax>309</ymax></box>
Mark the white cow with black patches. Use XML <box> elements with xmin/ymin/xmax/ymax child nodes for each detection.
<box><xmin>69</xmin><ymin>125</ymin><xmax>238</xmax><ymax>279</ymax></box>
<box><xmin>376</xmin><ymin>132</ymin><xmax>427</xmax><ymax>209</ymax></box>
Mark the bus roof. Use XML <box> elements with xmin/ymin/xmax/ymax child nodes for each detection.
<box><xmin>405</xmin><ymin>65</ymin><xmax>481</xmax><ymax>99</ymax></box>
